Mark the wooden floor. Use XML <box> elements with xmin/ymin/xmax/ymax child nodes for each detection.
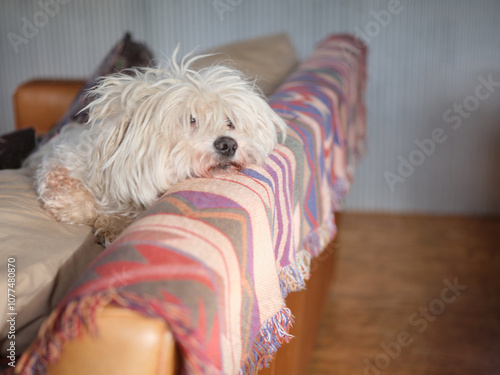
<box><xmin>307</xmin><ymin>213</ymin><xmax>500</xmax><ymax>375</ymax></box>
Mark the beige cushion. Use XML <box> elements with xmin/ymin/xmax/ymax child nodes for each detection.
<box><xmin>193</xmin><ymin>33</ymin><xmax>298</xmax><ymax>97</ymax></box>
<box><xmin>0</xmin><ymin>33</ymin><xmax>297</xmax><ymax>354</ymax></box>
<box><xmin>0</xmin><ymin>168</ymin><xmax>103</xmax><ymax>354</ymax></box>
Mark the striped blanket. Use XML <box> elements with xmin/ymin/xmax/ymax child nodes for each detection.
<box><xmin>18</xmin><ymin>35</ymin><xmax>366</xmax><ymax>374</ymax></box>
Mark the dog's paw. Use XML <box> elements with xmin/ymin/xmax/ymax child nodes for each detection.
<box><xmin>94</xmin><ymin>214</ymin><xmax>133</xmax><ymax>247</ymax></box>
<box><xmin>38</xmin><ymin>167</ymin><xmax>97</xmax><ymax>225</ymax></box>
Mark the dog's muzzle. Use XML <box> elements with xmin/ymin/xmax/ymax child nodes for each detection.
<box><xmin>214</xmin><ymin>136</ymin><xmax>238</xmax><ymax>157</ymax></box>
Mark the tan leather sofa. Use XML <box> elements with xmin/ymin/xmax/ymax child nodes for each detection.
<box><xmin>12</xmin><ymin>44</ymin><xmax>339</xmax><ymax>374</ymax></box>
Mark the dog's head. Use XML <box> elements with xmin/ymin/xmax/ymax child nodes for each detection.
<box><xmin>166</xmin><ymin>60</ymin><xmax>288</xmax><ymax>179</ymax></box>
<box><xmin>85</xmin><ymin>51</ymin><xmax>286</xmax><ymax>192</ymax></box>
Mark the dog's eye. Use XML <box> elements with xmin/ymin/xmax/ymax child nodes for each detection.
<box><xmin>190</xmin><ymin>115</ymin><xmax>196</xmax><ymax>124</ymax></box>
<box><xmin>226</xmin><ymin>119</ymin><xmax>235</xmax><ymax>130</ymax></box>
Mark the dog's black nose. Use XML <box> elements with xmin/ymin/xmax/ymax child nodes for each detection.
<box><xmin>214</xmin><ymin>136</ymin><xmax>238</xmax><ymax>157</ymax></box>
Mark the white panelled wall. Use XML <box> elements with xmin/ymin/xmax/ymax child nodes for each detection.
<box><xmin>1</xmin><ymin>0</ymin><xmax>499</xmax><ymax>215</ymax></box>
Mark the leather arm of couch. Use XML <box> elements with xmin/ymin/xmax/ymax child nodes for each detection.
<box><xmin>47</xmin><ymin>306</ymin><xmax>178</xmax><ymax>375</ymax></box>
<box><xmin>13</xmin><ymin>80</ymin><xmax>84</xmax><ymax>135</ymax></box>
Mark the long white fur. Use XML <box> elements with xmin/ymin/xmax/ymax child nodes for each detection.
<box><xmin>28</xmin><ymin>51</ymin><xmax>287</xmax><ymax>246</ymax></box>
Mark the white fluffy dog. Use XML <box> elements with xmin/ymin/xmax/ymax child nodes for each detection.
<box><xmin>28</xmin><ymin>52</ymin><xmax>286</xmax><ymax>246</ymax></box>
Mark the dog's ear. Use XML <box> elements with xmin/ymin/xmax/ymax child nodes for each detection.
<box><xmin>87</xmin><ymin>69</ymin><xmax>173</xmax><ymax>158</ymax></box>
<box><xmin>262</xmin><ymin>100</ymin><xmax>287</xmax><ymax>144</ymax></box>
<box><xmin>249</xmin><ymin>96</ymin><xmax>288</xmax><ymax>157</ymax></box>
<box><xmin>82</xmin><ymin>70</ymin><xmax>168</xmax><ymax>179</ymax></box>
<box><xmin>82</xmin><ymin>70</ymin><xmax>178</xmax><ymax>203</ymax></box>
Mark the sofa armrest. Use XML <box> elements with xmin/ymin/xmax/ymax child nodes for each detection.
<box><xmin>46</xmin><ymin>306</ymin><xmax>178</xmax><ymax>375</ymax></box>
<box><xmin>13</xmin><ymin>80</ymin><xmax>84</xmax><ymax>135</ymax></box>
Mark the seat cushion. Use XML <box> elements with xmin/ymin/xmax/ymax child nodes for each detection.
<box><xmin>0</xmin><ymin>168</ymin><xmax>103</xmax><ymax>354</ymax></box>
<box><xmin>192</xmin><ymin>32</ymin><xmax>298</xmax><ymax>97</ymax></box>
